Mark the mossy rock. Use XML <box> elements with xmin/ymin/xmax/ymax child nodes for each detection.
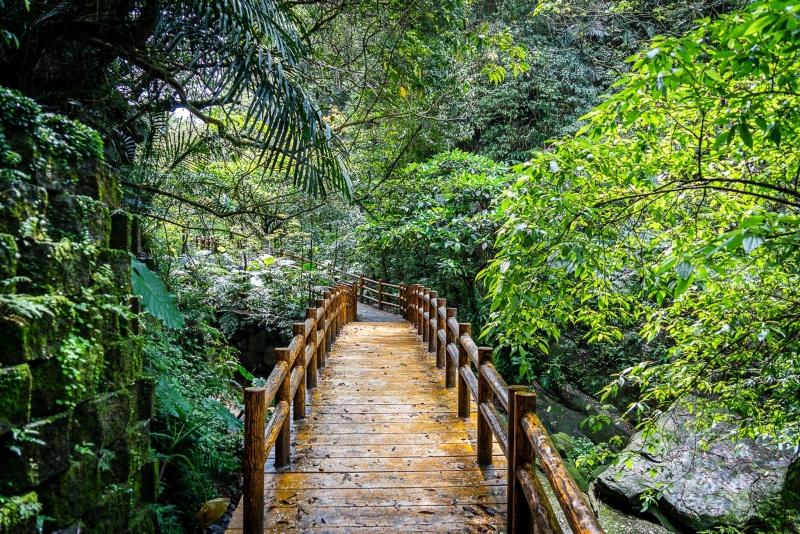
<box><xmin>0</xmin><ymin>179</ymin><xmax>47</xmax><ymax>238</ymax></box>
<box><xmin>46</xmin><ymin>193</ymin><xmax>109</xmax><ymax>246</ymax></box>
<box><xmin>0</xmin><ymin>295</ymin><xmax>75</xmax><ymax>365</ymax></box>
<box><xmin>33</xmin><ymin>159</ymin><xmax>117</xmax><ymax>207</ymax></box>
<box><xmin>109</xmin><ymin>211</ymin><xmax>132</xmax><ymax>251</ymax></box>
<box><xmin>0</xmin><ymin>364</ymin><xmax>32</xmax><ymax>434</ymax></box>
<box><xmin>72</xmin><ymin>389</ymin><xmax>132</xmax><ymax>449</ymax></box>
<box><xmin>29</xmin><ymin>335</ymin><xmax>104</xmax><ymax>416</ymax></box>
<box><xmin>83</xmin><ymin>484</ymin><xmax>134</xmax><ymax>533</ymax></box>
<box><xmin>38</xmin><ymin>451</ymin><xmax>100</xmax><ymax>526</ymax></box>
<box><xmin>99</xmin><ymin>420</ymin><xmax>149</xmax><ymax>487</ymax></box>
<box><xmin>128</xmin><ymin>508</ymin><xmax>156</xmax><ymax>534</ymax></box>
<box><xmin>564</xmin><ymin>458</ymin><xmax>590</xmax><ymax>492</ymax></box>
<box><xmin>0</xmin><ymin>412</ymin><xmax>72</xmax><ymax>493</ymax></box>
<box><xmin>0</xmin><ymin>491</ymin><xmax>40</xmax><ymax>534</ymax></box>
<box><xmin>98</xmin><ymin>247</ymin><xmax>132</xmax><ymax>293</ymax></box>
<box><xmin>550</xmin><ymin>432</ymin><xmax>576</xmax><ymax>458</ymax></box>
<box><xmin>16</xmin><ymin>240</ymin><xmax>96</xmax><ymax>296</ymax></box>
<box><xmin>102</xmin><ymin>336</ymin><xmax>144</xmax><ymax>391</ymax></box>
<box><xmin>126</xmin><ymin>420</ymin><xmax>150</xmax><ymax>481</ymax></box>
<box><xmin>0</xmin><ymin>233</ymin><xmax>18</xmax><ymax>281</ymax></box>
<box><xmin>134</xmin><ymin>378</ymin><xmax>155</xmax><ymax>421</ymax></box>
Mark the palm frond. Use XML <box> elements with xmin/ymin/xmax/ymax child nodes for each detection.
<box><xmin>146</xmin><ymin>0</ymin><xmax>351</xmax><ymax>197</ymax></box>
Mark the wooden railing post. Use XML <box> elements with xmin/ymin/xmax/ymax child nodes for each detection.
<box><xmin>243</xmin><ymin>387</ymin><xmax>266</xmax><ymax>533</ymax></box>
<box><xmin>477</xmin><ymin>346</ymin><xmax>493</xmax><ymax>465</ymax></box>
<box><xmin>422</xmin><ymin>288</ymin><xmax>430</xmax><ymax>343</ymax></box>
<box><xmin>377</xmin><ymin>280</ymin><xmax>384</xmax><ymax>310</ymax></box>
<box><xmin>323</xmin><ymin>291</ymin><xmax>333</xmax><ymax>352</ymax></box>
<box><xmin>341</xmin><ymin>286</ymin><xmax>345</xmax><ymax>323</ymax></box>
<box><xmin>350</xmin><ymin>283</ymin><xmax>358</xmax><ymax>321</ymax></box>
<box><xmin>306</xmin><ymin>308</ymin><xmax>318</xmax><ymax>389</ymax></box>
<box><xmin>408</xmin><ymin>285</ymin><xmax>415</xmax><ymax>322</ymax></box>
<box><xmin>293</xmin><ymin>323</ymin><xmax>306</xmax><ymax>420</ymax></box>
<box><xmin>413</xmin><ymin>284</ymin><xmax>422</xmax><ymax>334</ymax></box>
<box><xmin>359</xmin><ymin>275</ymin><xmax>365</xmax><ymax>304</ymax></box>
<box><xmin>417</xmin><ymin>286</ymin><xmax>425</xmax><ymax>336</ymax></box>
<box><xmin>428</xmin><ymin>291</ymin><xmax>437</xmax><ymax>354</ymax></box>
<box><xmin>331</xmin><ymin>289</ymin><xmax>338</xmax><ymax>338</ymax></box>
<box><xmin>274</xmin><ymin>347</ymin><xmax>291</xmax><ymax>467</ymax></box>
<box><xmin>457</xmin><ymin>322</ymin><xmax>471</xmax><ymax>418</ymax></box>
<box><xmin>445</xmin><ymin>307</ymin><xmax>457</xmax><ymax>388</ymax></box>
<box><xmin>508</xmin><ymin>386</ymin><xmax>536</xmax><ymax>533</ymax></box>
<box><xmin>315</xmin><ymin>298</ymin><xmax>326</xmax><ymax>368</ymax></box>
<box><xmin>435</xmin><ymin>298</ymin><xmax>446</xmax><ymax>369</ymax></box>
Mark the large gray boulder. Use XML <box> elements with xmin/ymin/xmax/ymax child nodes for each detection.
<box><xmin>597</xmin><ymin>407</ymin><xmax>798</xmax><ymax>531</ymax></box>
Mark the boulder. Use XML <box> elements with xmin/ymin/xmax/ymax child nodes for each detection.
<box><xmin>597</xmin><ymin>407</ymin><xmax>799</xmax><ymax>531</ymax></box>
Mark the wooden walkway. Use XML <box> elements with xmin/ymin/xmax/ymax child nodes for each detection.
<box><xmin>228</xmin><ymin>320</ymin><xmax>507</xmax><ymax>532</ymax></box>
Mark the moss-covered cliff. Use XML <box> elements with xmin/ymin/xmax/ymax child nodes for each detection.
<box><xmin>0</xmin><ymin>87</ymin><xmax>155</xmax><ymax>533</ymax></box>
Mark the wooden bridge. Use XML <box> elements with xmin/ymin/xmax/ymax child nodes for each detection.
<box><xmin>227</xmin><ymin>273</ymin><xmax>604</xmax><ymax>533</ymax></box>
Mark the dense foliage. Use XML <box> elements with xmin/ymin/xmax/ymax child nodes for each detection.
<box><xmin>357</xmin><ymin>150</ymin><xmax>511</xmax><ymax>324</ymax></box>
<box><xmin>482</xmin><ymin>1</ymin><xmax>800</xmax><ymax>446</ymax></box>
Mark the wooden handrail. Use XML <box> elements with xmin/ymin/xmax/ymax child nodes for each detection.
<box><xmin>398</xmin><ymin>283</ymin><xmax>604</xmax><ymax>534</ymax></box>
<box><xmin>242</xmin><ymin>284</ymin><xmax>357</xmax><ymax>533</ymax></box>
<box><xmin>522</xmin><ymin>412</ymin><xmax>603</xmax><ymax>533</ymax></box>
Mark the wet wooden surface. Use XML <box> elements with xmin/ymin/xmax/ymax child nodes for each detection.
<box><xmin>228</xmin><ymin>321</ymin><xmax>506</xmax><ymax>533</ymax></box>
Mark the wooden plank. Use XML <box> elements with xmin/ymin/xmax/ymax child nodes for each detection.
<box><xmin>259</xmin><ymin>505</ymin><xmax>505</xmax><ymax>529</ymax></box>
<box><xmin>264</xmin><ymin>454</ymin><xmax>507</xmax><ymax>474</ymax></box>
<box><xmin>260</xmin><ymin>485</ymin><xmax>505</xmax><ymax>507</ymax></box>
<box><xmin>261</xmin><ymin>470</ymin><xmax>506</xmax><ymax>490</ymax></box>
<box><xmin>300</xmin><ymin>411</ymin><xmax>482</xmax><ymax>424</ymax></box>
<box><xmin>288</xmin><ymin>442</ymin><xmax>506</xmax><ymax>458</ymax></box>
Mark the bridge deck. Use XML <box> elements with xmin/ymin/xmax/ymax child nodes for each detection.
<box><xmin>228</xmin><ymin>320</ymin><xmax>507</xmax><ymax>532</ymax></box>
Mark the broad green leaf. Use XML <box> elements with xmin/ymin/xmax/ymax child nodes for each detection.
<box><xmin>131</xmin><ymin>259</ymin><xmax>185</xmax><ymax>329</ymax></box>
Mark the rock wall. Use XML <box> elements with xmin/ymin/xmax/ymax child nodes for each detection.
<box><xmin>0</xmin><ymin>89</ymin><xmax>154</xmax><ymax>532</ymax></box>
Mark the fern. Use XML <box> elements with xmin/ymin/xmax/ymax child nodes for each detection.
<box><xmin>0</xmin><ymin>286</ymin><xmax>53</xmax><ymax>326</ymax></box>
<box><xmin>130</xmin><ymin>260</ymin><xmax>186</xmax><ymax>329</ymax></box>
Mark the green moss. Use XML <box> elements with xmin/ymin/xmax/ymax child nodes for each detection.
<box><xmin>109</xmin><ymin>211</ymin><xmax>132</xmax><ymax>251</ymax></box>
<box><xmin>72</xmin><ymin>389</ymin><xmax>132</xmax><ymax>449</ymax></box>
<box><xmin>0</xmin><ymin>234</ymin><xmax>18</xmax><ymax>280</ymax></box>
<box><xmin>0</xmin><ymin>87</ymin><xmax>103</xmax><ymax>184</ymax></box>
<box><xmin>97</xmin><ymin>247</ymin><xmax>132</xmax><ymax>293</ymax></box>
<box><xmin>550</xmin><ymin>432</ymin><xmax>576</xmax><ymax>458</ymax></box>
<box><xmin>47</xmin><ymin>194</ymin><xmax>109</xmax><ymax>246</ymax></box>
<box><xmin>83</xmin><ymin>484</ymin><xmax>134</xmax><ymax>533</ymax></box>
<box><xmin>0</xmin><ymin>364</ymin><xmax>32</xmax><ymax>434</ymax></box>
<box><xmin>16</xmin><ymin>240</ymin><xmax>96</xmax><ymax>296</ymax></box>
<box><xmin>38</xmin><ymin>451</ymin><xmax>100</xmax><ymax>526</ymax></box>
<box><xmin>28</xmin><ymin>332</ymin><xmax>104</xmax><ymax>415</ymax></box>
<box><xmin>0</xmin><ymin>180</ymin><xmax>47</xmax><ymax>238</ymax></box>
<box><xmin>0</xmin><ymin>295</ymin><xmax>74</xmax><ymax>365</ymax></box>
<box><xmin>564</xmin><ymin>459</ymin><xmax>590</xmax><ymax>492</ymax></box>
<box><xmin>102</xmin><ymin>335</ymin><xmax>144</xmax><ymax>391</ymax></box>
<box><xmin>0</xmin><ymin>412</ymin><xmax>71</xmax><ymax>493</ymax></box>
<box><xmin>0</xmin><ymin>491</ymin><xmax>40</xmax><ymax>533</ymax></box>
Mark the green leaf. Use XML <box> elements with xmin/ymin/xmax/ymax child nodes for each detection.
<box><xmin>768</xmin><ymin>123</ymin><xmax>782</xmax><ymax>147</ymax></box>
<box><xmin>131</xmin><ymin>259</ymin><xmax>185</xmax><ymax>329</ymax></box>
<box><xmin>675</xmin><ymin>261</ymin><xmax>693</xmax><ymax>280</ymax></box>
<box><xmin>738</xmin><ymin>122</ymin><xmax>753</xmax><ymax>148</ymax></box>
